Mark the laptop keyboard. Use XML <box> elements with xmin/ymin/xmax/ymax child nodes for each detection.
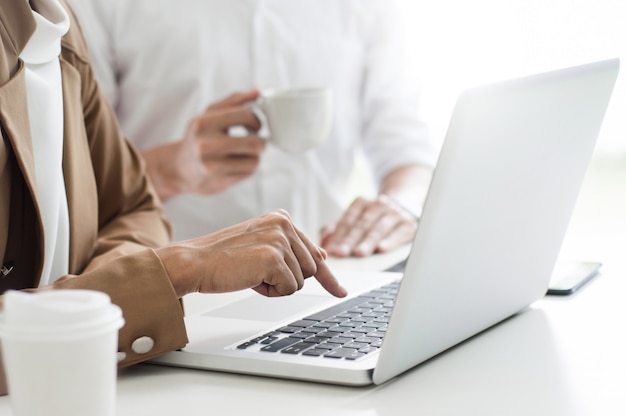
<box><xmin>236</xmin><ymin>281</ymin><xmax>399</xmax><ymax>360</ymax></box>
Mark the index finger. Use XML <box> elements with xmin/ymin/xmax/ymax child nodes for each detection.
<box><xmin>311</xmin><ymin>256</ymin><xmax>348</xmax><ymax>298</ymax></box>
<box><xmin>197</xmin><ymin>107</ymin><xmax>261</xmax><ymax>134</ymax></box>
<box><xmin>207</xmin><ymin>89</ymin><xmax>260</xmax><ymax>111</ymax></box>
<box><xmin>292</xmin><ymin>227</ymin><xmax>347</xmax><ymax>298</ymax></box>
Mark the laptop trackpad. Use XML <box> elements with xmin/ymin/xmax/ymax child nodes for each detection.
<box><xmin>201</xmin><ymin>293</ymin><xmax>333</xmax><ymax>322</ymax></box>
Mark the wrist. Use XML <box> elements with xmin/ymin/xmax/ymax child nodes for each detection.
<box><xmin>142</xmin><ymin>147</ymin><xmax>183</xmax><ymax>202</ymax></box>
<box><xmin>380</xmin><ymin>193</ymin><xmax>422</xmax><ymax>220</ymax></box>
<box><xmin>155</xmin><ymin>244</ymin><xmax>199</xmax><ymax>297</ymax></box>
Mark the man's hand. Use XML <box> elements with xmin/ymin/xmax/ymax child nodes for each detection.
<box><xmin>143</xmin><ymin>90</ymin><xmax>266</xmax><ymax>201</ymax></box>
<box><xmin>320</xmin><ymin>165</ymin><xmax>432</xmax><ymax>257</ymax></box>
<box><xmin>320</xmin><ymin>195</ymin><xmax>418</xmax><ymax>257</ymax></box>
<box><xmin>156</xmin><ymin>210</ymin><xmax>348</xmax><ymax>299</ymax></box>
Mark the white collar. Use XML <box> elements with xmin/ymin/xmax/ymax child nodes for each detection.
<box><xmin>20</xmin><ymin>0</ymin><xmax>70</xmax><ymax>65</ymax></box>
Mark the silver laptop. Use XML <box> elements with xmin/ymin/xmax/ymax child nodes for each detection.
<box><xmin>151</xmin><ymin>59</ymin><xmax>619</xmax><ymax>386</ymax></box>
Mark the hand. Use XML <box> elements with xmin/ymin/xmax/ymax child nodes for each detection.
<box><xmin>156</xmin><ymin>210</ymin><xmax>348</xmax><ymax>299</ymax></box>
<box><xmin>320</xmin><ymin>195</ymin><xmax>418</xmax><ymax>257</ymax></box>
<box><xmin>143</xmin><ymin>90</ymin><xmax>266</xmax><ymax>201</ymax></box>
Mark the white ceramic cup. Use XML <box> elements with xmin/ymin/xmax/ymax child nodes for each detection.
<box><xmin>0</xmin><ymin>290</ymin><xmax>124</xmax><ymax>416</ymax></box>
<box><xmin>251</xmin><ymin>87</ymin><xmax>333</xmax><ymax>154</ymax></box>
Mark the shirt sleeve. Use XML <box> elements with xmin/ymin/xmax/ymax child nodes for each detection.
<box><xmin>65</xmin><ymin>0</ymin><xmax>119</xmax><ymax>107</ymax></box>
<box><xmin>360</xmin><ymin>0</ymin><xmax>438</xmax><ymax>185</ymax></box>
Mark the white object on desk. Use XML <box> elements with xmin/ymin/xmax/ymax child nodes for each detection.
<box><xmin>0</xmin><ymin>290</ymin><xmax>123</xmax><ymax>416</ymax></box>
<box><xmin>150</xmin><ymin>59</ymin><xmax>619</xmax><ymax>387</ymax></box>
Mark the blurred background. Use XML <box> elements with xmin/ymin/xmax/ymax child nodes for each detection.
<box><xmin>404</xmin><ymin>0</ymin><xmax>624</xmax><ymax>154</ymax></box>
<box><xmin>351</xmin><ymin>0</ymin><xmax>625</xmax><ymax>266</ymax></box>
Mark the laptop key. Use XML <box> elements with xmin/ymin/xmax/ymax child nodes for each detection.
<box><xmin>355</xmin><ymin>336</ymin><xmax>379</xmax><ymax>343</ymax></box>
<box><xmin>325</xmin><ymin>337</ymin><xmax>353</xmax><ymax>345</ymax></box>
<box><xmin>260</xmin><ymin>336</ymin><xmax>279</xmax><ymax>344</ymax></box>
<box><xmin>303</xmin><ymin>336</ymin><xmax>327</xmax><ymax>344</ymax></box>
<box><xmin>282</xmin><ymin>342</ymin><xmax>316</xmax><ymax>354</ymax></box>
<box><xmin>302</xmin><ymin>349</ymin><xmax>328</xmax><ymax>357</ymax></box>
<box><xmin>324</xmin><ymin>348</ymin><xmax>365</xmax><ymax>360</ymax></box>
<box><xmin>315</xmin><ymin>343</ymin><xmax>338</xmax><ymax>351</ymax></box>
<box><xmin>236</xmin><ymin>341</ymin><xmax>257</xmax><ymax>349</ymax></box>
<box><xmin>288</xmin><ymin>319</ymin><xmax>317</xmax><ymax>328</ymax></box>
<box><xmin>343</xmin><ymin>342</ymin><xmax>369</xmax><ymax>350</ymax></box>
<box><xmin>358</xmin><ymin>346</ymin><xmax>380</xmax><ymax>354</ymax></box>
<box><xmin>304</xmin><ymin>297</ymin><xmax>369</xmax><ymax>321</ymax></box>
<box><xmin>260</xmin><ymin>337</ymin><xmax>300</xmax><ymax>352</ymax></box>
<box><xmin>277</xmin><ymin>326</ymin><xmax>301</xmax><ymax>334</ymax></box>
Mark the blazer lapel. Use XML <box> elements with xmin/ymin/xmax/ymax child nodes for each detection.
<box><xmin>0</xmin><ymin>0</ymin><xmax>36</xmax><ymax>81</ymax></box>
<box><xmin>0</xmin><ymin>0</ymin><xmax>39</xmax><ymax>213</ymax></box>
<box><xmin>0</xmin><ymin>61</ymin><xmax>40</xmax><ymax>215</ymax></box>
<box><xmin>0</xmin><ymin>61</ymin><xmax>45</xmax><ymax>288</ymax></box>
<box><xmin>60</xmin><ymin>59</ymin><xmax>98</xmax><ymax>274</ymax></box>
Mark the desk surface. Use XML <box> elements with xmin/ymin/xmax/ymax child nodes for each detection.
<box><xmin>121</xmin><ymin>258</ymin><xmax>626</xmax><ymax>416</ymax></box>
<box><xmin>1</xmin><ymin>158</ymin><xmax>625</xmax><ymax>415</ymax></box>
<box><xmin>2</xmin><ymin>253</ymin><xmax>625</xmax><ymax>416</ymax></box>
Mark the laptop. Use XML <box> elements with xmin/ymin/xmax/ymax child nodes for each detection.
<box><xmin>150</xmin><ymin>58</ymin><xmax>619</xmax><ymax>386</ymax></box>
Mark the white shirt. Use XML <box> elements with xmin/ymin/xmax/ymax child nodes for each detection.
<box><xmin>21</xmin><ymin>0</ymin><xmax>71</xmax><ymax>285</ymax></box>
<box><xmin>68</xmin><ymin>0</ymin><xmax>436</xmax><ymax>240</ymax></box>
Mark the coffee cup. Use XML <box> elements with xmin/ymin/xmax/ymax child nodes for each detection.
<box><xmin>250</xmin><ymin>87</ymin><xmax>333</xmax><ymax>154</ymax></box>
<box><xmin>0</xmin><ymin>290</ymin><xmax>124</xmax><ymax>416</ymax></box>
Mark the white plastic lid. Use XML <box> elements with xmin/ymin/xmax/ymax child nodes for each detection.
<box><xmin>0</xmin><ymin>290</ymin><xmax>124</xmax><ymax>342</ymax></box>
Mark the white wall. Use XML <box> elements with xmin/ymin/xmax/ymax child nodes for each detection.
<box><xmin>401</xmin><ymin>0</ymin><xmax>626</xmax><ymax>154</ymax></box>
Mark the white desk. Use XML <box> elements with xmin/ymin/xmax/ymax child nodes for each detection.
<box><xmin>116</xmin><ymin>257</ymin><xmax>626</xmax><ymax>416</ymax></box>
<box><xmin>2</xmin><ymin>251</ymin><xmax>624</xmax><ymax>415</ymax></box>
<box><xmin>1</xmin><ymin>158</ymin><xmax>625</xmax><ymax>415</ymax></box>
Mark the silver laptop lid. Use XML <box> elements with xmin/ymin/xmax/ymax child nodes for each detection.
<box><xmin>374</xmin><ymin>59</ymin><xmax>619</xmax><ymax>384</ymax></box>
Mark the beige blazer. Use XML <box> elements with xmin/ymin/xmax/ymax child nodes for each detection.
<box><xmin>0</xmin><ymin>0</ymin><xmax>188</xmax><ymax>372</ymax></box>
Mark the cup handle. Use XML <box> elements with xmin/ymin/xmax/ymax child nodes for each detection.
<box><xmin>245</xmin><ymin>100</ymin><xmax>271</xmax><ymax>141</ymax></box>
<box><xmin>228</xmin><ymin>99</ymin><xmax>270</xmax><ymax>139</ymax></box>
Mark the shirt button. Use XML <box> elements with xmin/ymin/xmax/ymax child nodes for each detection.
<box><xmin>131</xmin><ymin>336</ymin><xmax>155</xmax><ymax>354</ymax></box>
<box><xmin>117</xmin><ymin>352</ymin><xmax>127</xmax><ymax>363</ymax></box>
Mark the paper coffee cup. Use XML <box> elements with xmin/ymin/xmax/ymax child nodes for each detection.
<box><xmin>0</xmin><ymin>290</ymin><xmax>124</xmax><ymax>416</ymax></box>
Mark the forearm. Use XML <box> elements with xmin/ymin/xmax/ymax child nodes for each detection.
<box><xmin>379</xmin><ymin>164</ymin><xmax>433</xmax><ymax>217</ymax></box>
<box><xmin>142</xmin><ymin>144</ymin><xmax>187</xmax><ymax>202</ymax></box>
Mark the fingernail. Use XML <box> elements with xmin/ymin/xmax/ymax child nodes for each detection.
<box><xmin>338</xmin><ymin>286</ymin><xmax>348</xmax><ymax>297</ymax></box>
<box><xmin>336</xmin><ymin>244</ymin><xmax>351</xmax><ymax>256</ymax></box>
<box><xmin>357</xmin><ymin>243</ymin><xmax>372</xmax><ymax>254</ymax></box>
<box><xmin>376</xmin><ymin>240</ymin><xmax>391</xmax><ymax>252</ymax></box>
<box><xmin>324</xmin><ymin>243</ymin><xmax>350</xmax><ymax>257</ymax></box>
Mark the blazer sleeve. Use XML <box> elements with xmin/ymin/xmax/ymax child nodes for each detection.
<box><xmin>51</xmin><ymin>1</ymin><xmax>188</xmax><ymax>366</ymax></box>
<box><xmin>51</xmin><ymin>249</ymin><xmax>188</xmax><ymax>366</ymax></box>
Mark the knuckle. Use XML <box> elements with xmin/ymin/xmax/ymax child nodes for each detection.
<box><xmin>270</xmin><ymin>230</ymin><xmax>291</xmax><ymax>250</ymax></box>
<box><xmin>379</xmin><ymin>213</ymin><xmax>399</xmax><ymax>227</ymax></box>
<box><xmin>349</xmin><ymin>197</ymin><xmax>368</xmax><ymax>211</ymax></box>
<box><xmin>256</xmin><ymin>244</ymin><xmax>285</xmax><ymax>269</ymax></box>
<box><xmin>377</xmin><ymin>194</ymin><xmax>392</xmax><ymax>203</ymax></box>
<box><xmin>373</xmin><ymin>200</ymin><xmax>387</xmax><ymax>210</ymax></box>
<box><xmin>267</xmin><ymin>209</ymin><xmax>292</xmax><ymax>226</ymax></box>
